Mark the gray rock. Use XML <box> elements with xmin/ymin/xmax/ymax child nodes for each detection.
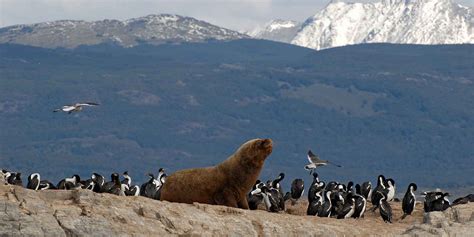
<box><xmin>423</xmin><ymin>211</ymin><xmax>448</xmax><ymax>226</ymax></box>
<box><xmin>404</xmin><ymin>204</ymin><xmax>474</xmax><ymax>237</ymax></box>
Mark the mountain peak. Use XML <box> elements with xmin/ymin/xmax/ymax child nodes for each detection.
<box><xmin>125</xmin><ymin>14</ymin><xmax>182</xmax><ymax>25</ymax></box>
<box><xmin>247</xmin><ymin>19</ymin><xmax>301</xmax><ymax>43</ymax></box>
<box><xmin>292</xmin><ymin>0</ymin><xmax>473</xmax><ymax>50</ymax></box>
<box><xmin>0</xmin><ymin>14</ymin><xmax>247</xmax><ymax>48</ymax></box>
<box><xmin>327</xmin><ymin>0</ymin><xmax>452</xmax><ymax>5</ymax></box>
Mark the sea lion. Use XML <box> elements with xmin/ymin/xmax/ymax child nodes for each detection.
<box><xmin>160</xmin><ymin>138</ymin><xmax>273</xmax><ymax>209</ymax></box>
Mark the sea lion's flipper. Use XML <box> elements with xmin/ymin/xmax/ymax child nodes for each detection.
<box><xmin>237</xmin><ymin>196</ymin><xmax>249</xmax><ymax>209</ymax></box>
<box><xmin>214</xmin><ymin>189</ymin><xmax>238</xmax><ymax>208</ymax></box>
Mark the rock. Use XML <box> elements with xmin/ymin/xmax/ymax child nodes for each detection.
<box><xmin>445</xmin><ymin>204</ymin><xmax>474</xmax><ymax>224</ymax></box>
<box><xmin>423</xmin><ymin>211</ymin><xmax>448</xmax><ymax>226</ymax></box>
<box><xmin>403</xmin><ymin>204</ymin><xmax>474</xmax><ymax>237</ymax></box>
<box><xmin>1</xmin><ymin>182</ymin><xmax>473</xmax><ymax>236</ymax></box>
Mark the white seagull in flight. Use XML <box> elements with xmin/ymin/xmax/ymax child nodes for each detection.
<box><xmin>53</xmin><ymin>102</ymin><xmax>99</xmax><ymax>114</ymax></box>
<box><xmin>305</xmin><ymin>150</ymin><xmax>342</xmax><ymax>174</ymax></box>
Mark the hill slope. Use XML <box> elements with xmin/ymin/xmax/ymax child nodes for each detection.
<box><xmin>0</xmin><ymin>41</ymin><xmax>473</xmax><ymax>190</ymax></box>
<box><xmin>0</xmin><ymin>14</ymin><xmax>247</xmax><ymax>48</ymax></box>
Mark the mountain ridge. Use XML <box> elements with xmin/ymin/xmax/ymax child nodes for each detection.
<box><xmin>2</xmin><ymin>0</ymin><xmax>472</xmax><ymax>50</ymax></box>
<box><xmin>250</xmin><ymin>0</ymin><xmax>473</xmax><ymax>50</ymax></box>
<box><xmin>292</xmin><ymin>0</ymin><xmax>473</xmax><ymax>50</ymax></box>
<box><xmin>0</xmin><ymin>14</ymin><xmax>248</xmax><ymax>48</ymax></box>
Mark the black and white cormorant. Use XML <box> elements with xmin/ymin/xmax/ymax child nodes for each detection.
<box><xmin>288</xmin><ymin>178</ymin><xmax>304</xmax><ymax>205</ymax></box>
<box><xmin>101</xmin><ymin>173</ymin><xmax>120</xmax><ymax>193</ymax></box>
<box><xmin>91</xmin><ymin>173</ymin><xmax>105</xmax><ymax>192</ymax></box>
<box><xmin>125</xmin><ymin>185</ymin><xmax>140</xmax><ymax>196</ymax></box>
<box><xmin>27</xmin><ymin>173</ymin><xmax>41</xmax><ymax>190</ymax></box>
<box><xmin>57</xmin><ymin>174</ymin><xmax>81</xmax><ymax>190</ymax></box>
<box><xmin>308</xmin><ymin>172</ymin><xmax>323</xmax><ymax>202</ymax></box>
<box><xmin>39</xmin><ymin>180</ymin><xmax>57</xmax><ymax>190</ymax></box>
<box><xmin>353</xmin><ymin>185</ymin><xmax>367</xmax><ymax>218</ymax></box>
<box><xmin>248</xmin><ymin>180</ymin><xmax>264</xmax><ymax>210</ymax></box>
<box><xmin>379</xmin><ymin>191</ymin><xmax>393</xmax><ymax>223</ymax></box>
<box><xmin>402</xmin><ymin>183</ymin><xmax>417</xmax><ymax>219</ymax></box>
<box><xmin>386</xmin><ymin>178</ymin><xmax>396</xmax><ymax>202</ymax></box>
<box><xmin>140</xmin><ymin>173</ymin><xmax>159</xmax><ymax>198</ymax></box>
<box><xmin>121</xmin><ymin>171</ymin><xmax>132</xmax><ymax>187</ymax></box>
<box><xmin>317</xmin><ymin>191</ymin><xmax>332</xmax><ymax>217</ymax></box>
<box><xmin>337</xmin><ymin>195</ymin><xmax>355</xmax><ymax>219</ymax></box>
<box><xmin>7</xmin><ymin>172</ymin><xmax>23</xmax><ymax>186</ymax></box>
<box><xmin>361</xmin><ymin>181</ymin><xmax>372</xmax><ymax>200</ymax></box>
<box><xmin>371</xmin><ymin>175</ymin><xmax>386</xmax><ymax>211</ymax></box>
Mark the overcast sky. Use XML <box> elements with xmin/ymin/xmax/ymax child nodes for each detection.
<box><xmin>1</xmin><ymin>0</ymin><xmax>473</xmax><ymax>31</ymax></box>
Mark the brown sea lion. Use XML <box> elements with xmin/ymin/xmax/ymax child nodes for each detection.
<box><xmin>160</xmin><ymin>138</ymin><xmax>273</xmax><ymax>209</ymax></box>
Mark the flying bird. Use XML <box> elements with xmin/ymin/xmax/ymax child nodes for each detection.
<box><xmin>305</xmin><ymin>150</ymin><xmax>342</xmax><ymax>174</ymax></box>
<box><xmin>53</xmin><ymin>102</ymin><xmax>99</xmax><ymax>114</ymax></box>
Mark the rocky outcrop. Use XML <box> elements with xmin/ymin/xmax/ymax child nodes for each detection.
<box><xmin>1</xmin><ymin>182</ymin><xmax>473</xmax><ymax>236</ymax></box>
<box><xmin>403</xmin><ymin>203</ymin><xmax>474</xmax><ymax>236</ymax></box>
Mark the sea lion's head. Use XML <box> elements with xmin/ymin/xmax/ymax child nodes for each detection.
<box><xmin>237</xmin><ymin>138</ymin><xmax>273</xmax><ymax>167</ymax></box>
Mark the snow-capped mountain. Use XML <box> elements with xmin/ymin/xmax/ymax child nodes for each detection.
<box><xmin>0</xmin><ymin>14</ymin><xmax>248</xmax><ymax>48</ymax></box>
<box><xmin>292</xmin><ymin>0</ymin><xmax>473</xmax><ymax>50</ymax></box>
<box><xmin>247</xmin><ymin>19</ymin><xmax>301</xmax><ymax>43</ymax></box>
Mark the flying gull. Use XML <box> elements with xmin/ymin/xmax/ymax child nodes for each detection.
<box><xmin>53</xmin><ymin>102</ymin><xmax>99</xmax><ymax>114</ymax></box>
<box><xmin>304</xmin><ymin>150</ymin><xmax>342</xmax><ymax>174</ymax></box>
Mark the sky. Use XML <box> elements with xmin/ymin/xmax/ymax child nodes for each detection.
<box><xmin>1</xmin><ymin>0</ymin><xmax>473</xmax><ymax>32</ymax></box>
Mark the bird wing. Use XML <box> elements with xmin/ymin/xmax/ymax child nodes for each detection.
<box><xmin>262</xmin><ymin>193</ymin><xmax>272</xmax><ymax>210</ymax></box>
<box><xmin>28</xmin><ymin>178</ymin><xmax>40</xmax><ymax>190</ymax></box>
<box><xmin>53</xmin><ymin>105</ymin><xmax>73</xmax><ymax>112</ymax></box>
<box><xmin>380</xmin><ymin>201</ymin><xmax>388</xmax><ymax>213</ymax></box>
<box><xmin>76</xmin><ymin>102</ymin><xmax>99</xmax><ymax>106</ymax></box>
<box><xmin>340</xmin><ymin>203</ymin><xmax>353</xmax><ymax>216</ymax></box>
<box><xmin>38</xmin><ymin>182</ymin><xmax>50</xmax><ymax>190</ymax></box>
<box><xmin>327</xmin><ymin>160</ymin><xmax>342</xmax><ymax>167</ymax></box>
<box><xmin>384</xmin><ymin>201</ymin><xmax>393</xmax><ymax>212</ymax></box>
<box><xmin>268</xmin><ymin>189</ymin><xmax>280</xmax><ymax>207</ymax></box>
<box><xmin>62</xmin><ymin>106</ymin><xmax>77</xmax><ymax>112</ymax></box>
<box><xmin>307</xmin><ymin>150</ymin><xmax>320</xmax><ymax>164</ymax></box>
<box><xmin>409</xmin><ymin>195</ymin><xmax>416</xmax><ymax>207</ymax></box>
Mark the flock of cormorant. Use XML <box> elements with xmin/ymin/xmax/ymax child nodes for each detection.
<box><xmin>2</xmin><ymin>169</ymin><xmax>166</xmax><ymax>200</ymax></box>
<box><xmin>247</xmin><ymin>171</ymin><xmax>472</xmax><ymax>223</ymax></box>
<box><xmin>3</xmin><ymin>166</ymin><xmax>472</xmax><ymax>224</ymax></box>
